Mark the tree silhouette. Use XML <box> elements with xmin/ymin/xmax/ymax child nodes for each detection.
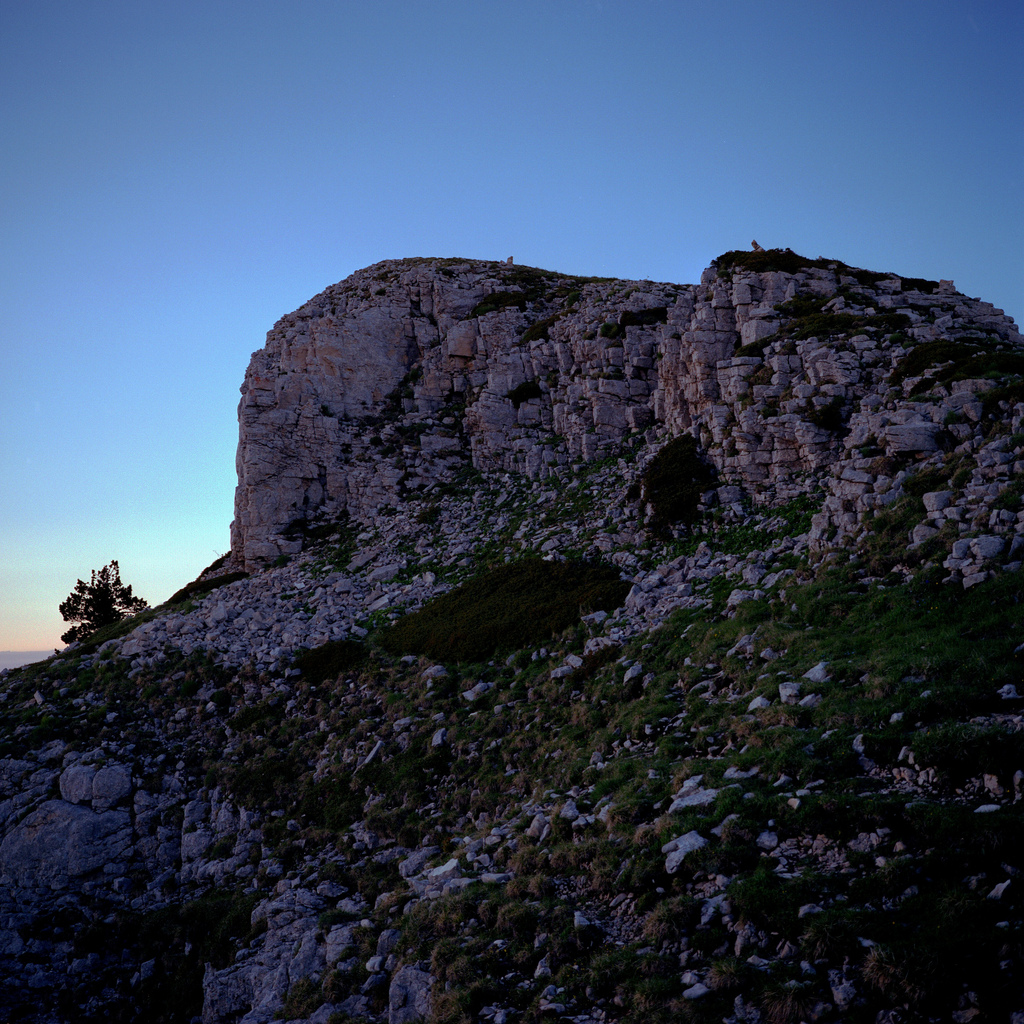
<box><xmin>59</xmin><ymin>560</ymin><xmax>148</xmax><ymax>644</ymax></box>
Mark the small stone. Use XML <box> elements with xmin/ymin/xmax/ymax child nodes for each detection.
<box><xmin>558</xmin><ymin>799</ymin><xmax>579</xmax><ymax>821</ymax></box>
<box><xmin>802</xmin><ymin>661</ymin><xmax>831</xmax><ymax>683</ymax></box>
<box><xmin>662</xmin><ymin>831</ymin><xmax>708</xmax><ymax>873</ymax></box>
<box><xmin>623</xmin><ymin>663</ymin><xmax>644</xmax><ymax>683</ymax></box>
<box><xmin>682</xmin><ymin>982</ymin><xmax>710</xmax><ymax>1000</ymax></box>
<box><xmin>779</xmin><ymin>682</ymin><xmax>802</xmax><ymax>704</ymax></box>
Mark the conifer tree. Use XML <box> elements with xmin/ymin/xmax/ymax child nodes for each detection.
<box><xmin>59</xmin><ymin>561</ymin><xmax>148</xmax><ymax>644</ymax></box>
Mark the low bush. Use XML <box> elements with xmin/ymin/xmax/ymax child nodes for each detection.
<box><xmin>293</xmin><ymin>639</ymin><xmax>366</xmax><ymax>684</ymax></box>
<box><xmin>471</xmin><ymin>291</ymin><xmax>527</xmax><ymax>317</ymax></box>
<box><xmin>378</xmin><ymin>557</ymin><xmax>629</xmax><ymax>662</ymax></box>
<box><xmin>640</xmin><ymin>435</ymin><xmax>716</xmax><ymax>535</ymax></box>
<box><xmin>506</xmin><ymin>381</ymin><xmax>543</xmax><ymax>408</ymax></box>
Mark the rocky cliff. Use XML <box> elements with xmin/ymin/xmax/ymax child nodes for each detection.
<box><xmin>231</xmin><ymin>251</ymin><xmax>1021</xmax><ymax>571</ymax></box>
<box><xmin>1</xmin><ymin>249</ymin><xmax>1023</xmax><ymax>1024</ymax></box>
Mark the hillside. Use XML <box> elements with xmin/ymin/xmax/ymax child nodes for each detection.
<box><xmin>1</xmin><ymin>249</ymin><xmax>1022</xmax><ymax>1024</ymax></box>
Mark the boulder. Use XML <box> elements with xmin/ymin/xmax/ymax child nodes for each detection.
<box><xmin>388</xmin><ymin>966</ymin><xmax>433</xmax><ymax>1023</ymax></box>
<box><xmin>0</xmin><ymin>800</ymin><xmax>131</xmax><ymax>889</ymax></box>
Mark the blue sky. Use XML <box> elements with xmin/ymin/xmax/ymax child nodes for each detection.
<box><xmin>1</xmin><ymin>0</ymin><xmax>1021</xmax><ymax>650</ymax></box>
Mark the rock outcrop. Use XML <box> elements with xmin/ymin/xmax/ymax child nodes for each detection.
<box><xmin>231</xmin><ymin>253</ymin><xmax>1021</xmax><ymax>569</ymax></box>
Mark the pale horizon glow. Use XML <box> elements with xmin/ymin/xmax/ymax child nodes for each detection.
<box><xmin>2</xmin><ymin>0</ymin><xmax>1021</xmax><ymax>649</ymax></box>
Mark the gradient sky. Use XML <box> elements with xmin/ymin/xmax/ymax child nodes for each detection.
<box><xmin>1</xmin><ymin>0</ymin><xmax>1021</xmax><ymax>650</ymax></box>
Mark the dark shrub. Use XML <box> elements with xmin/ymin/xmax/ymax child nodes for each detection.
<box><xmin>471</xmin><ymin>291</ymin><xmax>527</xmax><ymax>317</ymax></box>
<box><xmin>619</xmin><ymin>307</ymin><xmax>668</xmax><ymax>327</ymax></box>
<box><xmin>293</xmin><ymin>639</ymin><xmax>366</xmax><ymax>684</ymax></box>
<box><xmin>378</xmin><ymin>557</ymin><xmax>629</xmax><ymax>662</ymax></box>
<box><xmin>805</xmin><ymin>396</ymin><xmax>845</xmax><ymax>433</ymax></box>
<box><xmin>640</xmin><ymin>435</ymin><xmax>716</xmax><ymax>534</ymax></box>
<box><xmin>506</xmin><ymin>381</ymin><xmax>543</xmax><ymax>408</ymax></box>
<box><xmin>166</xmin><ymin>572</ymin><xmax>248</xmax><ymax>607</ymax></box>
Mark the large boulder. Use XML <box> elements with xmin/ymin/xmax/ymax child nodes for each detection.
<box><xmin>0</xmin><ymin>800</ymin><xmax>131</xmax><ymax>889</ymax></box>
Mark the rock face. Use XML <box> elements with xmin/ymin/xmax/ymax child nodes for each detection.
<box><xmin>231</xmin><ymin>254</ymin><xmax>1022</xmax><ymax>569</ymax></box>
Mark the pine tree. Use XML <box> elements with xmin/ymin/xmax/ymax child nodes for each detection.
<box><xmin>59</xmin><ymin>560</ymin><xmax>148</xmax><ymax>644</ymax></box>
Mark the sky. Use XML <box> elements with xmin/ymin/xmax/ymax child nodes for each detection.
<box><xmin>1</xmin><ymin>0</ymin><xmax>1021</xmax><ymax>652</ymax></box>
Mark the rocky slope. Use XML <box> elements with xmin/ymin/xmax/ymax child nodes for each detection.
<box><xmin>1</xmin><ymin>249</ymin><xmax>1023</xmax><ymax>1024</ymax></box>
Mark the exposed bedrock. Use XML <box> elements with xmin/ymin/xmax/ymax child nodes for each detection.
<box><xmin>230</xmin><ymin>254</ymin><xmax>1022</xmax><ymax>570</ymax></box>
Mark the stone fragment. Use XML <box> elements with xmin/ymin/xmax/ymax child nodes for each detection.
<box><xmin>59</xmin><ymin>764</ymin><xmax>96</xmax><ymax>805</ymax></box>
<box><xmin>661</xmin><ymin>831</ymin><xmax>707</xmax><ymax>874</ymax></box>
<box><xmin>668</xmin><ymin>788</ymin><xmax>718</xmax><ymax>812</ymax></box>
<box><xmin>91</xmin><ymin>766</ymin><xmax>132</xmax><ymax>809</ymax></box>
<box><xmin>972</xmin><ymin>535</ymin><xmax>1005</xmax><ymax>559</ymax></box>
<box><xmin>802</xmin><ymin>661</ymin><xmax>830</xmax><ymax>683</ymax></box>
<box><xmin>778</xmin><ymin>682</ymin><xmax>802</xmax><ymax>704</ymax></box>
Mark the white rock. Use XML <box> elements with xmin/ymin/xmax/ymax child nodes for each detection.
<box><xmin>662</xmin><ymin>831</ymin><xmax>707</xmax><ymax>874</ymax></box>
<box><xmin>668</xmin><ymin>789</ymin><xmax>718</xmax><ymax>812</ymax></box>
<box><xmin>988</xmin><ymin>880</ymin><xmax>1011</xmax><ymax>900</ymax></box>
<box><xmin>802</xmin><ymin>661</ymin><xmax>831</xmax><ymax>683</ymax></box>
<box><xmin>779</xmin><ymin>682</ymin><xmax>802</xmax><ymax>704</ymax></box>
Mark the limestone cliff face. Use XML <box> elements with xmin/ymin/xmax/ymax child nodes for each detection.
<box><xmin>231</xmin><ymin>253</ymin><xmax>1022</xmax><ymax>569</ymax></box>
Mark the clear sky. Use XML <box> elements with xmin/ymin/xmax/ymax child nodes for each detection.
<box><xmin>1</xmin><ymin>0</ymin><xmax>1021</xmax><ymax>651</ymax></box>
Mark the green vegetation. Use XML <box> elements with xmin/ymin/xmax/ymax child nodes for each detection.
<box><xmin>378</xmin><ymin>557</ymin><xmax>629</xmax><ymax>662</ymax></box>
<box><xmin>58</xmin><ymin>560</ymin><xmax>149</xmax><ymax>645</ymax></box>
<box><xmin>470</xmin><ymin>291</ymin><xmax>528</xmax><ymax>317</ymax></box>
<box><xmin>165</xmin><ymin>571</ymin><xmax>248</xmax><ymax>607</ymax></box>
<box><xmin>640</xmin><ymin>435</ymin><xmax>717</xmax><ymax>535</ymax></box>
<box><xmin>620</xmin><ymin>307</ymin><xmax>668</xmax><ymax>327</ymax></box>
<box><xmin>506</xmin><ymin>380</ymin><xmax>543</xmax><ymax>408</ymax></box>
<box><xmin>715</xmin><ymin>248</ymin><xmax>839</xmax><ymax>276</ymax></box>
<box><xmin>293</xmin><ymin>638</ymin><xmax>367</xmax><ymax>684</ymax></box>
<box><xmin>890</xmin><ymin>338</ymin><xmax>1024</xmax><ymax>386</ymax></box>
